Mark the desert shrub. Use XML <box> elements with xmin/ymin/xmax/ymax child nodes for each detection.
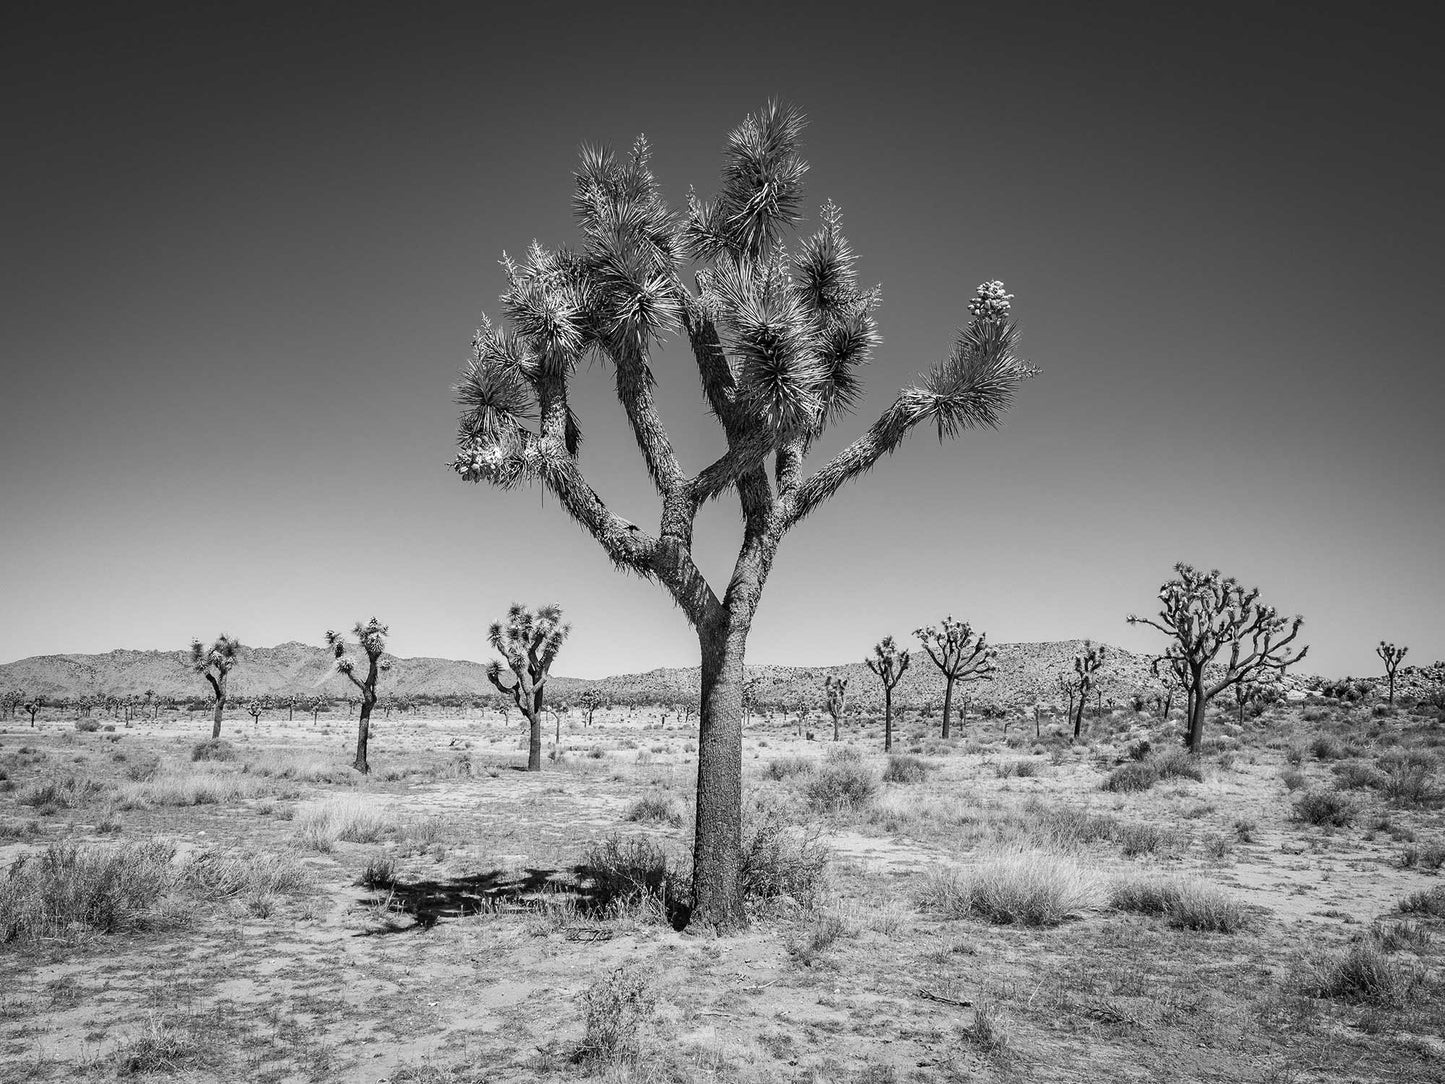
<box><xmin>190</xmin><ymin>739</ymin><xmax>236</xmax><ymax>762</ymax></box>
<box><xmin>74</xmin><ymin>719</ymin><xmax>101</xmax><ymax>733</ymax></box>
<box><xmin>1102</xmin><ymin>761</ymin><xmax>1158</xmax><ymax>793</ymax></box>
<box><xmin>358</xmin><ymin>854</ymin><xmax>396</xmax><ymax>890</ymax></box>
<box><xmin>1400</xmin><ymin>840</ymin><xmax>1445</xmax><ymax>872</ymax></box>
<box><xmin>960</xmin><ymin>1004</ymin><xmax>1012</xmax><ymax>1060</ymax></box>
<box><xmin>1380</xmin><ymin>767</ymin><xmax>1442</xmax><ymax>809</ymax></box>
<box><xmin>994</xmin><ymin>758</ymin><xmax>1043</xmax><ymax>779</ymax></box>
<box><xmin>1279</xmin><ymin>767</ymin><xmax>1307</xmax><ymax>792</ymax></box>
<box><xmin>762</xmin><ymin>755</ymin><xmax>814</xmax><ymax>781</ymax></box>
<box><xmin>124</xmin><ymin>754</ymin><xmax>162</xmax><ymax>782</ymax></box>
<box><xmin>918</xmin><ymin>848</ymin><xmax>1099</xmax><ymax>927</ymax></box>
<box><xmin>805</xmin><ymin>755</ymin><xmax>877</xmax><ymax>813</ymax></box>
<box><xmin>114</xmin><ymin>1016</ymin><xmax>207</xmax><ymax>1077</ymax></box>
<box><xmin>1331</xmin><ymin>759</ymin><xmax>1386</xmax><ymax>789</ymax></box>
<box><xmin>580</xmin><ymin>836</ymin><xmax>675</xmax><ymax>922</ymax></box>
<box><xmin>625</xmin><ymin>794</ymin><xmax>683</xmax><ymax>827</ymax></box>
<box><xmin>1294</xmin><ymin>942</ymin><xmax>1424</xmax><ymax>1006</ymax></box>
<box><xmin>789</xmin><ymin>912</ymin><xmax>848</xmax><ymax>966</ymax></box>
<box><xmin>1153</xmin><ymin>746</ymin><xmax>1205</xmax><ymax>782</ymax></box>
<box><xmin>1398</xmin><ymin>886</ymin><xmax>1445</xmax><ymax>918</ymax></box>
<box><xmin>117</xmin><ymin>769</ymin><xmax>258</xmax><ymax>809</ymax></box>
<box><xmin>741</xmin><ymin>812</ymin><xmax>828</xmax><ymax>907</ymax></box>
<box><xmin>1370</xmin><ymin>921</ymin><xmax>1432</xmax><ymax>952</ymax></box>
<box><xmin>181</xmin><ymin>848</ymin><xmax>310</xmax><ymax>900</ymax></box>
<box><xmin>883</xmin><ymin>754</ymin><xmax>930</xmax><ymax>784</ymax></box>
<box><xmin>575</xmin><ymin>966</ymin><xmax>657</xmax><ymax>1067</ymax></box>
<box><xmin>0</xmin><ymin>841</ymin><xmax>177</xmax><ymax>942</ymax></box>
<box><xmin>19</xmin><ymin>776</ymin><xmax>104</xmax><ymax>810</ymax></box>
<box><xmin>1310</xmin><ymin>735</ymin><xmax>1341</xmax><ymax>761</ymax></box>
<box><xmin>293</xmin><ymin>796</ymin><xmax>394</xmax><ymax>851</ymax></box>
<box><xmin>1029</xmin><ymin>803</ymin><xmax>1173</xmax><ymax>857</ymax></box>
<box><xmin>1293</xmin><ymin>788</ymin><xmax>1358</xmax><ymax>827</ymax></box>
<box><xmin>1109</xmin><ymin>875</ymin><xmax>1248</xmax><ymax>932</ymax></box>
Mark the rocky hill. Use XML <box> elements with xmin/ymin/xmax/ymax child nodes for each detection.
<box><xmin>0</xmin><ymin>639</ymin><xmax>1202</xmax><ymax>712</ymax></box>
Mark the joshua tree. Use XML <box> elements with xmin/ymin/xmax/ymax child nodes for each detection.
<box><xmin>823</xmin><ymin>673</ymin><xmax>848</xmax><ymax>741</ymax></box>
<box><xmin>23</xmin><ymin>697</ymin><xmax>42</xmax><ymax>727</ymax></box>
<box><xmin>1377</xmin><ymin>641</ymin><xmax>1408</xmax><ymax>706</ymax></box>
<box><xmin>914</xmin><ymin>616</ymin><xmax>995</xmax><ymax>738</ymax></box>
<box><xmin>306</xmin><ymin>694</ymin><xmax>327</xmax><ymax>723</ymax></box>
<box><xmin>578</xmin><ymin>689</ymin><xmax>603</xmax><ymax>728</ymax></box>
<box><xmin>246</xmin><ymin>697</ymin><xmax>265</xmax><ymax>726</ymax></box>
<box><xmin>326</xmin><ymin>618</ymin><xmax>391</xmax><ymax>775</ymax></box>
<box><xmin>191</xmin><ymin>635</ymin><xmax>242</xmax><ymax>739</ymax></box>
<box><xmin>867</xmin><ymin>637</ymin><xmax>911</xmax><ymax>752</ymax></box>
<box><xmin>281</xmin><ymin>693</ymin><xmax>299</xmax><ymax>721</ymax></box>
<box><xmin>1128</xmin><ymin>563</ymin><xmax>1307</xmax><ymax>751</ymax></box>
<box><xmin>487</xmin><ymin>604</ymin><xmax>570</xmax><ymax>772</ymax></box>
<box><xmin>448</xmin><ymin>104</ymin><xmax>1034</xmax><ymax>930</ymax></box>
<box><xmin>1068</xmin><ymin>642</ymin><xmax>1105</xmax><ymax>741</ymax></box>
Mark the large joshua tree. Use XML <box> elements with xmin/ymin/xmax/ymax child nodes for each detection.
<box><xmin>867</xmin><ymin>637</ymin><xmax>911</xmax><ymax>753</ymax></box>
<box><xmin>190</xmin><ymin>635</ymin><xmax>241</xmax><ymax>739</ymax></box>
<box><xmin>823</xmin><ymin>673</ymin><xmax>848</xmax><ymax>741</ymax></box>
<box><xmin>1068</xmin><ymin>641</ymin><xmax>1105</xmax><ymax>742</ymax></box>
<box><xmin>487</xmin><ymin>604</ymin><xmax>570</xmax><ymax>772</ymax></box>
<box><xmin>326</xmin><ymin>618</ymin><xmax>390</xmax><ymax>774</ymax></box>
<box><xmin>1377</xmin><ymin>641</ymin><xmax>1408</xmax><ymax>706</ymax></box>
<box><xmin>449</xmin><ymin>104</ymin><xmax>1034</xmax><ymax>930</ymax></box>
<box><xmin>914</xmin><ymin>616</ymin><xmax>995</xmax><ymax>738</ymax></box>
<box><xmin>1128</xmin><ymin>564</ymin><xmax>1307</xmax><ymax>750</ymax></box>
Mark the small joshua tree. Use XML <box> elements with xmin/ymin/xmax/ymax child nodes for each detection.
<box><xmin>579</xmin><ymin>689</ymin><xmax>604</xmax><ymax>728</ymax></box>
<box><xmin>23</xmin><ymin>697</ymin><xmax>42</xmax><ymax>727</ymax></box>
<box><xmin>190</xmin><ymin>635</ymin><xmax>241</xmax><ymax>739</ymax></box>
<box><xmin>326</xmin><ymin>618</ymin><xmax>391</xmax><ymax>774</ymax></box>
<box><xmin>487</xmin><ymin>603</ymin><xmax>570</xmax><ymax>772</ymax></box>
<box><xmin>306</xmin><ymin>693</ymin><xmax>328</xmax><ymax>723</ymax></box>
<box><xmin>1128</xmin><ymin>563</ymin><xmax>1307</xmax><ymax>750</ymax></box>
<box><xmin>246</xmin><ymin>697</ymin><xmax>265</xmax><ymax>726</ymax></box>
<box><xmin>823</xmin><ymin>673</ymin><xmax>848</xmax><ymax>741</ymax></box>
<box><xmin>1069</xmin><ymin>641</ymin><xmax>1105</xmax><ymax>742</ymax></box>
<box><xmin>1377</xmin><ymin>641</ymin><xmax>1408</xmax><ymax>706</ymax></box>
<box><xmin>914</xmin><ymin>616</ymin><xmax>995</xmax><ymax>738</ymax></box>
<box><xmin>866</xmin><ymin>637</ymin><xmax>910</xmax><ymax>752</ymax></box>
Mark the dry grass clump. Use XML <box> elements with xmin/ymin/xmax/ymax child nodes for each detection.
<box><xmin>1292</xmin><ymin>941</ymin><xmax>1426</xmax><ymax>1007</ymax></box>
<box><xmin>0</xmin><ymin>841</ymin><xmax>177</xmax><ymax>942</ymax></box>
<box><xmin>114</xmin><ymin>1015</ymin><xmax>208</xmax><ymax>1077</ymax></box>
<box><xmin>741</xmin><ymin>812</ymin><xmax>828</xmax><ymax>907</ymax></box>
<box><xmin>1292</xmin><ymin>787</ymin><xmax>1358</xmax><ymax>827</ymax></box>
<box><xmin>1029</xmin><ymin>802</ymin><xmax>1175</xmax><ymax>857</ymax></box>
<box><xmin>116</xmin><ymin>767</ymin><xmax>261</xmax><ymax>809</ymax></box>
<box><xmin>180</xmin><ymin>848</ymin><xmax>311</xmax><ymax>901</ymax></box>
<box><xmin>762</xmin><ymin>755</ymin><xmax>814</xmax><ymax>781</ymax></box>
<box><xmin>241</xmin><ymin>752</ymin><xmax>353</xmax><ymax>784</ymax></box>
<box><xmin>1109</xmin><ymin>874</ymin><xmax>1250</xmax><ymax>932</ymax></box>
<box><xmin>574</xmin><ymin>965</ymin><xmax>657</xmax><ymax>1068</ymax></box>
<box><xmin>579</xmin><ymin>835</ymin><xmax>677</xmax><ymax>923</ymax></box>
<box><xmin>1101</xmin><ymin>761</ymin><xmax>1159</xmax><ymax>793</ymax></box>
<box><xmin>805</xmin><ymin>747</ymin><xmax>877</xmax><ymax>813</ymax></box>
<box><xmin>293</xmin><ymin>795</ymin><xmax>396</xmax><ymax>851</ymax></box>
<box><xmin>18</xmin><ymin>776</ymin><xmax>106</xmax><ymax>810</ymax></box>
<box><xmin>1398</xmin><ymin>885</ymin><xmax>1445</xmax><ymax>919</ymax></box>
<box><xmin>625</xmin><ymin>793</ymin><xmax>684</xmax><ymax>827</ymax></box>
<box><xmin>190</xmin><ymin>738</ymin><xmax>236</xmax><ymax>762</ymax></box>
<box><xmin>882</xmin><ymin>754</ymin><xmax>930</xmax><ymax>784</ymax></box>
<box><xmin>918</xmin><ymin>848</ymin><xmax>1100</xmax><ymax>926</ymax></box>
<box><xmin>1103</xmin><ymin>747</ymin><xmax>1203</xmax><ymax>792</ymax></box>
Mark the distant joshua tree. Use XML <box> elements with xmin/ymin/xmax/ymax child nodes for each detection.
<box><xmin>487</xmin><ymin>604</ymin><xmax>570</xmax><ymax>772</ymax></box>
<box><xmin>190</xmin><ymin>635</ymin><xmax>242</xmax><ymax>739</ymax></box>
<box><xmin>23</xmin><ymin>697</ymin><xmax>43</xmax><ymax>727</ymax></box>
<box><xmin>914</xmin><ymin>616</ymin><xmax>995</xmax><ymax>738</ymax></box>
<box><xmin>448</xmin><ymin>103</ymin><xmax>1035</xmax><ymax>929</ymax></box>
<box><xmin>306</xmin><ymin>693</ymin><xmax>328</xmax><ymax>723</ymax></box>
<box><xmin>1377</xmin><ymin>641</ymin><xmax>1408</xmax><ymax>706</ymax></box>
<box><xmin>326</xmin><ymin>618</ymin><xmax>391</xmax><ymax>775</ymax></box>
<box><xmin>823</xmin><ymin>673</ymin><xmax>848</xmax><ymax>742</ymax></box>
<box><xmin>867</xmin><ymin>637</ymin><xmax>911</xmax><ymax>753</ymax></box>
<box><xmin>246</xmin><ymin>697</ymin><xmax>265</xmax><ymax>726</ymax></box>
<box><xmin>578</xmin><ymin>689</ymin><xmax>603</xmax><ymax>728</ymax></box>
<box><xmin>1068</xmin><ymin>642</ymin><xmax>1105</xmax><ymax>742</ymax></box>
<box><xmin>1128</xmin><ymin>563</ymin><xmax>1307</xmax><ymax>750</ymax></box>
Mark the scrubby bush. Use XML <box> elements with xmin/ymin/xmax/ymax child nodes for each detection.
<box><xmin>805</xmin><ymin>751</ymin><xmax>877</xmax><ymax>813</ymax></box>
<box><xmin>293</xmin><ymin>796</ymin><xmax>394</xmax><ymax>851</ymax></box>
<box><xmin>1310</xmin><ymin>735</ymin><xmax>1341</xmax><ymax>761</ymax></box>
<box><xmin>1293</xmin><ymin>788</ymin><xmax>1358</xmax><ymax>827</ymax></box>
<box><xmin>918</xmin><ymin>849</ymin><xmax>1099</xmax><ymax>926</ymax></box>
<box><xmin>1399</xmin><ymin>886</ymin><xmax>1445</xmax><ymax>918</ymax></box>
<box><xmin>1153</xmin><ymin>746</ymin><xmax>1205</xmax><ymax>782</ymax></box>
<box><xmin>1279</xmin><ymin>767</ymin><xmax>1307</xmax><ymax>792</ymax></box>
<box><xmin>1331</xmin><ymin>760</ymin><xmax>1386</xmax><ymax>789</ymax></box>
<box><xmin>19</xmin><ymin>776</ymin><xmax>104</xmax><ymax>810</ymax></box>
<box><xmin>1400</xmin><ymin>840</ymin><xmax>1445</xmax><ymax>872</ymax></box>
<box><xmin>625</xmin><ymin>794</ymin><xmax>683</xmax><ymax>827</ymax></box>
<box><xmin>190</xmin><ymin>739</ymin><xmax>236</xmax><ymax>763</ymax></box>
<box><xmin>741</xmin><ymin>812</ymin><xmax>828</xmax><ymax>907</ymax></box>
<box><xmin>580</xmin><ymin>836</ymin><xmax>676</xmax><ymax>922</ymax></box>
<box><xmin>1102</xmin><ymin>761</ymin><xmax>1158</xmax><ymax>793</ymax></box>
<box><xmin>74</xmin><ymin>719</ymin><xmax>101</xmax><ymax>733</ymax></box>
<box><xmin>1109</xmin><ymin>875</ymin><xmax>1249</xmax><ymax>932</ymax></box>
<box><xmin>883</xmin><ymin>754</ymin><xmax>930</xmax><ymax>784</ymax></box>
<box><xmin>1294</xmin><ymin>942</ymin><xmax>1424</xmax><ymax>1006</ymax></box>
<box><xmin>762</xmin><ymin>755</ymin><xmax>814</xmax><ymax>781</ymax></box>
<box><xmin>0</xmin><ymin>841</ymin><xmax>177</xmax><ymax>942</ymax></box>
<box><xmin>575</xmin><ymin>966</ymin><xmax>657</xmax><ymax>1068</ymax></box>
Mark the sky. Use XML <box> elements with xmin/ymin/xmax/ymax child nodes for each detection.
<box><xmin>2</xmin><ymin>2</ymin><xmax>1440</xmax><ymax>679</ymax></box>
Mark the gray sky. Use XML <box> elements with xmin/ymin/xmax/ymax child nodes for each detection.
<box><xmin>2</xmin><ymin>2</ymin><xmax>1440</xmax><ymax>677</ymax></box>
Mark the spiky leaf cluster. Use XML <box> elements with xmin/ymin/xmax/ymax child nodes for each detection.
<box><xmin>866</xmin><ymin>636</ymin><xmax>911</xmax><ymax>690</ymax></box>
<box><xmin>1070</xmin><ymin>640</ymin><xmax>1106</xmax><ymax>695</ymax></box>
<box><xmin>824</xmin><ymin>673</ymin><xmax>848</xmax><ymax>717</ymax></box>
<box><xmin>487</xmin><ymin>603</ymin><xmax>571</xmax><ymax>714</ymax></box>
<box><xmin>325</xmin><ymin>618</ymin><xmax>390</xmax><ymax>694</ymax></box>
<box><xmin>1377</xmin><ymin>641</ymin><xmax>1408</xmax><ymax>671</ymax></box>
<box><xmin>914</xmin><ymin>615</ymin><xmax>996</xmax><ymax>683</ymax></box>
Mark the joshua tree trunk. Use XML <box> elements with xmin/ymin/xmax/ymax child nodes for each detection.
<box><xmin>941</xmin><ymin>677</ymin><xmax>955</xmax><ymax>739</ymax></box>
<box><xmin>883</xmin><ymin>687</ymin><xmax>895</xmax><ymax>752</ymax></box>
<box><xmin>1071</xmin><ymin>695</ymin><xmax>1085</xmax><ymax>741</ymax></box>
<box><xmin>354</xmin><ymin>695</ymin><xmax>374</xmax><ymax>774</ymax></box>
<box><xmin>832</xmin><ymin>712</ymin><xmax>840</xmax><ymax>741</ymax></box>
<box><xmin>1186</xmin><ymin>689</ymin><xmax>1207</xmax><ymax>751</ymax></box>
<box><xmin>693</xmin><ymin>614</ymin><xmax>748</xmax><ymax>931</ymax></box>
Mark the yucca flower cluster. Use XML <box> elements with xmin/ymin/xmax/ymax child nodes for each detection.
<box><xmin>968</xmin><ymin>281</ymin><xmax>1013</xmax><ymax>322</ymax></box>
